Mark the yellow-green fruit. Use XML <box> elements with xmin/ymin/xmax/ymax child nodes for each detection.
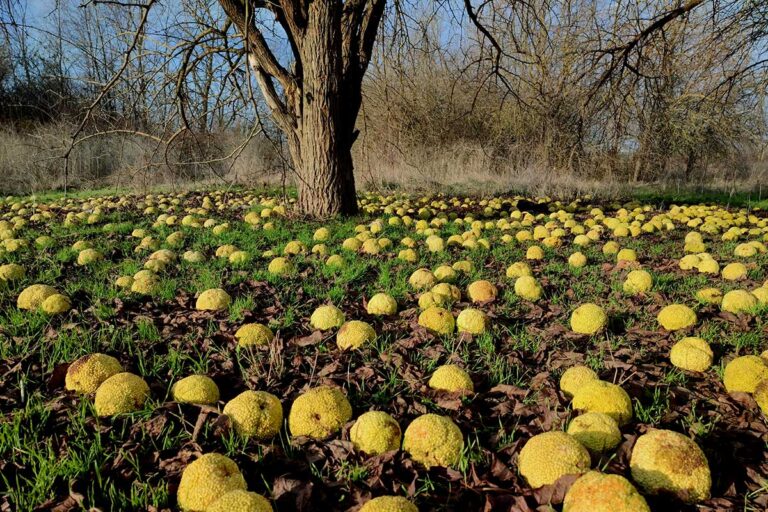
<box><xmin>77</xmin><ymin>248</ymin><xmax>103</xmax><ymax>266</ymax></box>
<box><xmin>94</xmin><ymin>372</ymin><xmax>150</xmax><ymax>417</ymax></box>
<box><xmin>171</xmin><ymin>375</ymin><xmax>219</xmax><ymax>405</ymax></box>
<box><xmin>752</xmin><ymin>287</ymin><xmax>768</xmax><ymax>304</ymax></box>
<box><xmin>131</xmin><ymin>276</ymin><xmax>158</xmax><ymax>295</ymax></box>
<box><xmin>228</xmin><ymin>251</ymin><xmax>250</xmax><ymax>265</ymax></box>
<box><xmin>670</xmin><ymin>337</ymin><xmax>713</xmax><ymax>372</ymax></box>
<box><xmin>313</xmin><ymin>227</ymin><xmax>330</xmax><ymax>241</ymax></box>
<box><xmin>433</xmin><ymin>265</ymin><xmax>457</xmax><ymax>283</ymax></box>
<box><xmin>337</xmin><ymin>320</ymin><xmax>376</xmax><ymax>350</ymax></box>
<box><xmin>0</xmin><ymin>263</ymin><xmax>24</xmax><ymax>281</ymax></box>
<box><xmin>326</xmin><ymin>254</ymin><xmax>346</xmax><ymax>269</ymax></box>
<box><xmin>350</xmin><ymin>411</ymin><xmax>402</xmax><ymax>455</ymax></box>
<box><xmin>514</xmin><ymin>275</ymin><xmax>542</xmax><ymax>301</ymax></box>
<box><xmin>754</xmin><ymin>380</ymin><xmax>768</xmax><ymax>415</ymax></box>
<box><xmin>367</xmin><ymin>293</ymin><xmax>397</xmax><ymax>315</ymax></box>
<box><xmin>223</xmin><ymin>390</ymin><xmax>283</xmax><ymax>439</ymax></box>
<box><xmin>428</xmin><ymin>365</ymin><xmax>473</xmax><ymax>392</ymax></box>
<box><xmin>402</xmin><ymin>414</ymin><xmax>463</xmax><ymax>468</ymax></box>
<box><xmin>206</xmin><ymin>490</ymin><xmax>273</xmax><ymax>512</ymax></box>
<box><xmin>695</xmin><ymin>287</ymin><xmax>722</xmax><ymax>305</ymax></box>
<box><xmin>267</xmin><ymin>257</ymin><xmax>294</xmax><ymax>276</ymax></box>
<box><xmin>623</xmin><ymin>270</ymin><xmax>652</xmax><ymax>294</ymax></box>
<box><xmin>183</xmin><ymin>250</ymin><xmax>205</xmax><ymax>263</ymax></box>
<box><xmin>572</xmin><ymin>380</ymin><xmax>633</xmax><ymax>426</ymax></box>
<box><xmin>177</xmin><ymin>453</ymin><xmax>247</xmax><ymax>512</ymax></box>
<box><xmin>467</xmin><ymin>280</ymin><xmax>497</xmax><ymax>303</ymax></box>
<box><xmin>721</xmin><ymin>289</ymin><xmax>757</xmax><ymax>313</ymax></box>
<box><xmin>518</xmin><ymin>431</ymin><xmax>591</xmax><ymax>488</ymax></box>
<box><xmin>359</xmin><ymin>496</ymin><xmax>418</xmax><ymax>512</ymax></box>
<box><xmin>563</xmin><ymin>471</ymin><xmax>650</xmax><ymax>512</ymax></box>
<box><xmin>570</xmin><ymin>303</ymin><xmax>607</xmax><ymax>335</ymax></box>
<box><xmin>418</xmin><ymin>291</ymin><xmax>445</xmax><ymax>310</ymax></box>
<box><xmin>630</xmin><ymin>429</ymin><xmax>711</xmax><ymax>503</ymax></box>
<box><xmin>115</xmin><ymin>276</ymin><xmax>134</xmax><ymax>289</ymax></box>
<box><xmin>567</xmin><ymin>412</ymin><xmax>621</xmax><ymax>454</ymax></box>
<box><xmin>235</xmin><ymin>323</ymin><xmax>274</xmax><ymax>347</ymax></box>
<box><xmin>506</xmin><ymin>262</ymin><xmax>532</xmax><ymax>279</ymax></box>
<box><xmin>195</xmin><ymin>288</ymin><xmax>231</xmax><ymax>311</ymax></box>
<box><xmin>417</xmin><ymin>306</ymin><xmax>455</xmax><ymax>335</ymax></box>
<box><xmin>568</xmin><ymin>252</ymin><xmax>587</xmax><ymax>268</ymax></box>
<box><xmin>408</xmin><ymin>268</ymin><xmax>437</xmax><ymax>290</ymax></box>
<box><xmin>17</xmin><ymin>284</ymin><xmax>57</xmax><ymax>310</ymax></box>
<box><xmin>65</xmin><ymin>353</ymin><xmax>123</xmax><ymax>394</ymax></box>
<box><xmin>41</xmin><ymin>294</ymin><xmax>71</xmax><ymax>314</ymax></box>
<box><xmin>310</xmin><ymin>304</ymin><xmax>345</xmax><ymax>330</ymax></box>
<box><xmin>559</xmin><ymin>366</ymin><xmax>599</xmax><ymax>399</ymax></box>
<box><xmin>723</xmin><ymin>355</ymin><xmax>768</xmax><ymax>393</ymax></box>
<box><xmin>288</xmin><ymin>386</ymin><xmax>352</xmax><ymax>439</ymax></box>
<box><xmin>722</xmin><ymin>262</ymin><xmax>747</xmax><ymax>281</ymax></box>
<box><xmin>456</xmin><ymin>308</ymin><xmax>488</xmax><ymax>334</ymax></box>
<box><xmin>657</xmin><ymin>304</ymin><xmax>697</xmax><ymax>331</ymax></box>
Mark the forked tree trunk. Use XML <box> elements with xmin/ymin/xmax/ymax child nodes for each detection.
<box><xmin>219</xmin><ymin>0</ymin><xmax>383</xmax><ymax>217</ymax></box>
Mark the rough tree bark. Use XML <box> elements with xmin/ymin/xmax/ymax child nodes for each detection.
<box><xmin>219</xmin><ymin>0</ymin><xmax>384</xmax><ymax>217</ymax></box>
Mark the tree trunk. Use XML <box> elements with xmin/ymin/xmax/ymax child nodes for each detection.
<box><xmin>278</xmin><ymin>0</ymin><xmax>358</xmax><ymax>217</ymax></box>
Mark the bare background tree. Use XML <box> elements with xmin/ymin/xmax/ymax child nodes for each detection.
<box><xmin>0</xmin><ymin>0</ymin><xmax>767</xmax><ymax>211</ymax></box>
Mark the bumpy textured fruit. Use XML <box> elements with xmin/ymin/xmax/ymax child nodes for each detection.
<box><xmin>467</xmin><ymin>280</ymin><xmax>497</xmax><ymax>303</ymax></box>
<box><xmin>670</xmin><ymin>337</ymin><xmax>713</xmax><ymax>372</ymax></box>
<box><xmin>77</xmin><ymin>248</ymin><xmax>103</xmax><ymax>266</ymax></box>
<box><xmin>65</xmin><ymin>353</ymin><xmax>123</xmax><ymax>394</ymax></box>
<box><xmin>563</xmin><ymin>471</ymin><xmax>650</xmax><ymax>512</ymax></box>
<box><xmin>402</xmin><ymin>414</ymin><xmax>463</xmax><ymax>468</ymax></box>
<box><xmin>195</xmin><ymin>288</ymin><xmax>231</xmax><ymax>311</ymax></box>
<box><xmin>359</xmin><ymin>496</ymin><xmax>418</xmax><ymax>512</ymax></box>
<box><xmin>456</xmin><ymin>308</ymin><xmax>488</xmax><ymax>334</ymax></box>
<box><xmin>418</xmin><ymin>306</ymin><xmax>455</xmax><ymax>335</ymax></box>
<box><xmin>267</xmin><ymin>257</ymin><xmax>294</xmax><ymax>275</ymax></box>
<box><xmin>177</xmin><ymin>453</ymin><xmax>247</xmax><ymax>511</ymax></box>
<box><xmin>17</xmin><ymin>284</ymin><xmax>57</xmax><ymax>310</ymax></box>
<box><xmin>223</xmin><ymin>390</ymin><xmax>283</xmax><ymax>439</ymax></box>
<box><xmin>754</xmin><ymin>380</ymin><xmax>768</xmax><ymax>415</ymax></box>
<box><xmin>514</xmin><ymin>275</ymin><xmax>542</xmax><ymax>301</ymax></box>
<box><xmin>206</xmin><ymin>490</ymin><xmax>272</xmax><ymax>512</ymax></box>
<box><xmin>723</xmin><ymin>355</ymin><xmax>768</xmax><ymax>393</ymax></box>
<box><xmin>289</xmin><ymin>386</ymin><xmax>352</xmax><ymax>439</ymax></box>
<box><xmin>235</xmin><ymin>323</ymin><xmax>274</xmax><ymax>347</ymax></box>
<box><xmin>623</xmin><ymin>270</ymin><xmax>652</xmax><ymax>294</ymax></box>
<box><xmin>367</xmin><ymin>293</ymin><xmax>397</xmax><ymax>315</ymax></box>
<box><xmin>350</xmin><ymin>411</ymin><xmax>402</xmax><ymax>455</ymax></box>
<box><xmin>518</xmin><ymin>431</ymin><xmax>591</xmax><ymax>488</ymax></box>
<box><xmin>721</xmin><ymin>289</ymin><xmax>757</xmax><ymax>313</ymax></box>
<box><xmin>408</xmin><ymin>268</ymin><xmax>437</xmax><ymax>290</ymax></box>
<box><xmin>337</xmin><ymin>320</ymin><xmax>376</xmax><ymax>350</ymax></box>
<box><xmin>695</xmin><ymin>287</ymin><xmax>722</xmax><ymax>305</ymax></box>
<box><xmin>568</xmin><ymin>252</ymin><xmax>587</xmax><ymax>268</ymax></box>
<box><xmin>559</xmin><ymin>366</ymin><xmax>599</xmax><ymax>399</ymax></box>
<box><xmin>506</xmin><ymin>262</ymin><xmax>532</xmax><ymax>279</ymax></box>
<box><xmin>94</xmin><ymin>372</ymin><xmax>150</xmax><ymax>417</ymax></box>
<box><xmin>310</xmin><ymin>305</ymin><xmax>345</xmax><ymax>330</ymax></box>
<box><xmin>657</xmin><ymin>304</ymin><xmax>697</xmax><ymax>331</ymax></box>
<box><xmin>722</xmin><ymin>262</ymin><xmax>747</xmax><ymax>281</ymax></box>
<box><xmin>428</xmin><ymin>365</ymin><xmax>473</xmax><ymax>392</ymax></box>
<box><xmin>570</xmin><ymin>303</ymin><xmax>608</xmax><ymax>335</ymax></box>
<box><xmin>567</xmin><ymin>412</ymin><xmax>621</xmax><ymax>453</ymax></box>
<box><xmin>572</xmin><ymin>380</ymin><xmax>633</xmax><ymax>426</ymax></box>
<box><xmin>0</xmin><ymin>263</ymin><xmax>25</xmax><ymax>281</ymax></box>
<box><xmin>171</xmin><ymin>375</ymin><xmax>219</xmax><ymax>405</ymax></box>
<box><xmin>41</xmin><ymin>294</ymin><xmax>71</xmax><ymax>314</ymax></box>
<box><xmin>630</xmin><ymin>429</ymin><xmax>711</xmax><ymax>503</ymax></box>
